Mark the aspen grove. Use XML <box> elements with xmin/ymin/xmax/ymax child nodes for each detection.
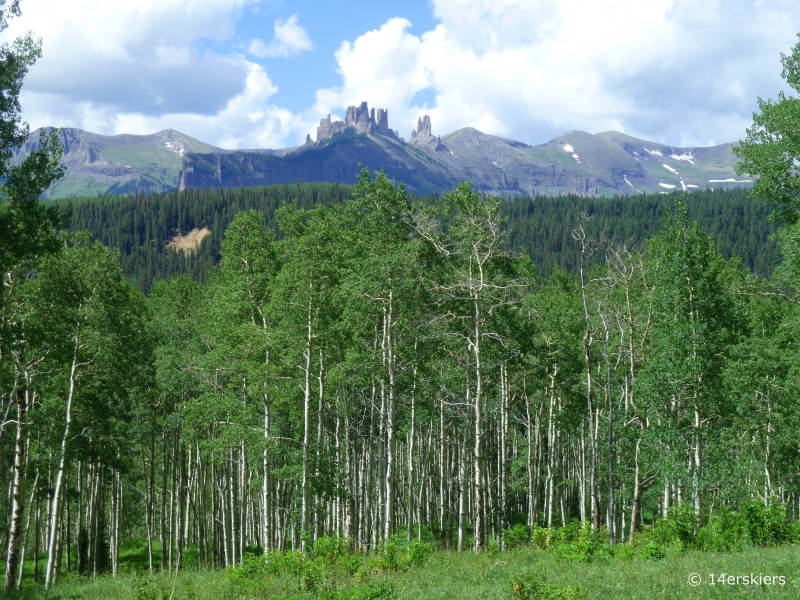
<box><xmin>3</xmin><ymin>167</ymin><xmax>800</xmax><ymax>591</ymax></box>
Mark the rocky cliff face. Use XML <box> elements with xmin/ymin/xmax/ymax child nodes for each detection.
<box><xmin>25</xmin><ymin>104</ymin><xmax>744</xmax><ymax>199</ymax></box>
<box><xmin>178</xmin><ymin>132</ymin><xmax>454</xmax><ymax>195</ymax></box>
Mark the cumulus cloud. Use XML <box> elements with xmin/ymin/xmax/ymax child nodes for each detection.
<box><xmin>5</xmin><ymin>0</ymin><xmax>800</xmax><ymax>150</ymax></box>
<box><xmin>0</xmin><ymin>0</ymin><xmax>305</xmax><ymax>146</ymax></box>
<box><xmin>314</xmin><ymin>0</ymin><xmax>800</xmax><ymax>147</ymax></box>
<box><xmin>110</xmin><ymin>64</ymin><xmax>308</xmax><ymax>149</ymax></box>
<box><xmin>249</xmin><ymin>15</ymin><xmax>313</xmax><ymax>58</ymax></box>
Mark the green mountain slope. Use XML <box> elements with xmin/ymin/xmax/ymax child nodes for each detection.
<box><xmin>15</xmin><ymin>128</ymin><xmax>223</xmax><ymax>198</ymax></box>
<box><xmin>25</xmin><ymin>124</ymin><xmax>747</xmax><ymax>199</ymax></box>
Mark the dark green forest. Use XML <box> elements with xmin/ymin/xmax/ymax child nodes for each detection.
<box><xmin>51</xmin><ymin>185</ymin><xmax>777</xmax><ymax>293</ymax></box>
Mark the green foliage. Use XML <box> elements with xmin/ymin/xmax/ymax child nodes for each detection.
<box><xmin>505</xmin><ymin>524</ymin><xmax>530</xmax><ymax>549</ymax></box>
<box><xmin>733</xmin><ymin>34</ymin><xmax>800</xmax><ymax>224</ymax></box>
<box><xmin>132</xmin><ymin>576</ymin><xmax>170</xmax><ymax>600</ymax></box>
<box><xmin>741</xmin><ymin>502</ymin><xmax>795</xmax><ymax>547</ymax></box>
<box><xmin>511</xmin><ymin>572</ymin><xmax>582</xmax><ymax>600</ymax></box>
<box><xmin>653</xmin><ymin>505</ymin><xmax>699</xmax><ymax>549</ymax></box>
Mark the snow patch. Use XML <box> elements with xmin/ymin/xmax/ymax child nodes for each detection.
<box><xmin>680</xmin><ymin>179</ymin><xmax>687</xmax><ymax>192</ymax></box>
<box><xmin>624</xmin><ymin>175</ymin><xmax>642</xmax><ymax>194</ymax></box>
<box><xmin>659</xmin><ymin>183</ymin><xmax>677</xmax><ymax>189</ymax></box>
<box><xmin>644</xmin><ymin>147</ymin><xmax>663</xmax><ymax>156</ymax></box>
<box><xmin>164</xmin><ymin>141</ymin><xmax>185</xmax><ymax>156</ymax></box>
<box><xmin>663</xmin><ymin>164</ymin><xmax>679</xmax><ymax>174</ymax></box>
<box><xmin>633</xmin><ymin>151</ymin><xmax>640</xmax><ymax>156</ymax></box>
<box><xmin>709</xmin><ymin>178</ymin><xmax>753</xmax><ymax>183</ymax></box>
<box><xmin>563</xmin><ymin>144</ymin><xmax>574</xmax><ymax>152</ymax></box>
<box><xmin>450</xmin><ymin>150</ymin><xmax>454</xmax><ymax>155</ymax></box>
<box><xmin>670</xmin><ymin>152</ymin><xmax>695</xmax><ymax>164</ymax></box>
<box><xmin>492</xmin><ymin>161</ymin><xmax>498</xmax><ymax>166</ymax></box>
<box><xmin>686</xmin><ymin>184</ymin><xmax>698</xmax><ymax>188</ymax></box>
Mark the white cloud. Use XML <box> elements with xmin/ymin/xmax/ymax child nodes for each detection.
<box><xmin>248</xmin><ymin>39</ymin><xmax>270</xmax><ymax>58</ymax></box>
<box><xmin>19</xmin><ymin>62</ymin><xmax>310</xmax><ymax>150</ymax></box>
<box><xmin>313</xmin><ymin>0</ymin><xmax>800</xmax><ymax>147</ymax></box>
<box><xmin>111</xmin><ymin>63</ymin><xmax>306</xmax><ymax>149</ymax></box>
<box><xmin>5</xmin><ymin>0</ymin><xmax>800</xmax><ymax>151</ymax></box>
<box><xmin>1</xmin><ymin>0</ymin><xmax>266</xmax><ymax>135</ymax></box>
<box><xmin>250</xmin><ymin>15</ymin><xmax>313</xmax><ymax>59</ymax></box>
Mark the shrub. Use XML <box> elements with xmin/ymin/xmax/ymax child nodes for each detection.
<box><xmin>506</xmin><ymin>524</ymin><xmax>530</xmax><ymax>549</ymax></box>
<box><xmin>511</xmin><ymin>572</ymin><xmax>582</xmax><ymax>600</ymax></box>
<box><xmin>314</xmin><ymin>536</ymin><xmax>354</xmax><ymax>563</ymax></box>
<box><xmin>407</xmin><ymin>539</ymin><xmax>433</xmax><ymax>567</ymax></box>
<box><xmin>133</xmin><ymin>576</ymin><xmax>170</xmax><ymax>600</ymax></box>
<box><xmin>640</xmin><ymin>541</ymin><xmax>667</xmax><ymax>560</ymax></box>
<box><xmin>695</xmin><ymin>508</ymin><xmax>746</xmax><ymax>552</ymax></box>
<box><xmin>299</xmin><ymin>557</ymin><xmax>325</xmax><ymax>592</ymax></box>
<box><xmin>742</xmin><ymin>501</ymin><xmax>791</xmax><ymax>547</ymax></box>
<box><xmin>345</xmin><ymin>580</ymin><xmax>398</xmax><ymax>600</ymax></box>
<box><xmin>653</xmin><ymin>505</ymin><xmax>697</xmax><ymax>548</ymax></box>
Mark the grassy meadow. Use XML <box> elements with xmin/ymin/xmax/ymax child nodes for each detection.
<box><xmin>3</xmin><ymin>533</ymin><xmax>798</xmax><ymax>600</ymax></box>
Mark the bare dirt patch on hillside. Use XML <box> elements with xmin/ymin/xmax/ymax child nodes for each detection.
<box><xmin>166</xmin><ymin>227</ymin><xmax>211</xmax><ymax>253</ymax></box>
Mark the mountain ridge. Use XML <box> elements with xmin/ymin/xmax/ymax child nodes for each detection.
<box><xmin>20</xmin><ymin>109</ymin><xmax>749</xmax><ymax>198</ymax></box>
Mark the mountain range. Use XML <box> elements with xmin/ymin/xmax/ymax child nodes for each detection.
<box><xmin>19</xmin><ymin>104</ymin><xmax>750</xmax><ymax>199</ymax></box>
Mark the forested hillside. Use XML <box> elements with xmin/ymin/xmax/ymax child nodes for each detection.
<box><xmin>52</xmin><ymin>184</ymin><xmax>777</xmax><ymax>293</ymax></box>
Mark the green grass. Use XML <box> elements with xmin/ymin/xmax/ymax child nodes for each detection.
<box><xmin>3</xmin><ymin>543</ymin><xmax>798</xmax><ymax>599</ymax></box>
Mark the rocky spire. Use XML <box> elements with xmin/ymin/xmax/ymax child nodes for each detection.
<box><xmin>314</xmin><ymin>101</ymin><xmax>397</xmax><ymax>142</ymax></box>
<box><xmin>410</xmin><ymin>115</ymin><xmax>435</xmax><ymax>146</ymax></box>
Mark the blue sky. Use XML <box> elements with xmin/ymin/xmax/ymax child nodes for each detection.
<box><xmin>228</xmin><ymin>1</ymin><xmax>438</xmax><ymax>111</ymax></box>
<box><xmin>4</xmin><ymin>0</ymin><xmax>800</xmax><ymax>149</ymax></box>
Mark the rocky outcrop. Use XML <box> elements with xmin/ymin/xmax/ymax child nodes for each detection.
<box><xmin>315</xmin><ymin>101</ymin><xmax>399</xmax><ymax>142</ymax></box>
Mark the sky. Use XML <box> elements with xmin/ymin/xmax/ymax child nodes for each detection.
<box><xmin>3</xmin><ymin>0</ymin><xmax>800</xmax><ymax>150</ymax></box>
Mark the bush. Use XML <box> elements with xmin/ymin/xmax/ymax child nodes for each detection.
<box><xmin>299</xmin><ymin>557</ymin><xmax>325</xmax><ymax>592</ymax></box>
<box><xmin>345</xmin><ymin>580</ymin><xmax>398</xmax><ymax>600</ymax></box>
<box><xmin>378</xmin><ymin>535</ymin><xmax>432</xmax><ymax>572</ymax></box>
<box><xmin>407</xmin><ymin>539</ymin><xmax>433</xmax><ymax>567</ymax></box>
<box><xmin>133</xmin><ymin>576</ymin><xmax>170</xmax><ymax>600</ymax></box>
<box><xmin>640</xmin><ymin>541</ymin><xmax>667</xmax><ymax>560</ymax></box>
<box><xmin>314</xmin><ymin>536</ymin><xmax>354</xmax><ymax>564</ymax></box>
<box><xmin>653</xmin><ymin>505</ymin><xmax>697</xmax><ymax>548</ymax></box>
<box><xmin>505</xmin><ymin>524</ymin><xmax>530</xmax><ymax>549</ymax></box>
<box><xmin>742</xmin><ymin>501</ymin><xmax>792</xmax><ymax>547</ymax></box>
<box><xmin>695</xmin><ymin>508</ymin><xmax>746</xmax><ymax>552</ymax></box>
<box><xmin>511</xmin><ymin>572</ymin><xmax>582</xmax><ymax>600</ymax></box>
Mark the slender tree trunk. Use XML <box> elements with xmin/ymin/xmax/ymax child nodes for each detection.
<box><xmin>384</xmin><ymin>291</ymin><xmax>397</xmax><ymax>541</ymax></box>
<box><xmin>407</xmin><ymin>365</ymin><xmax>416</xmax><ymax>543</ymax></box>
<box><xmin>301</xmin><ymin>290</ymin><xmax>313</xmax><ymax>551</ymax></box>
<box><xmin>16</xmin><ymin>472</ymin><xmax>38</xmax><ymax>588</ymax></box>
<box><xmin>262</xmin><ymin>393</ymin><xmax>271</xmax><ymax>552</ymax></box>
<box><xmin>5</xmin><ymin>388</ymin><xmax>28</xmax><ymax>592</ymax></box>
<box><xmin>473</xmin><ymin>294</ymin><xmax>485</xmax><ymax>552</ymax></box>
<box><xmin>45</xmin><ymin>330</ymin><xmax>81</xmax><ymax>589</ymax></box>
